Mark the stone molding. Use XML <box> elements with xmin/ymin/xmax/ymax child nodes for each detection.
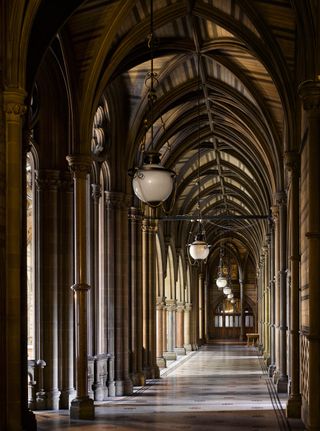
<box><xmin>66</xmin><ymin>154</ymin><xmax>91</xmax><ymax>179</ymax></box>
<box><xmin>35</xmin><ymin>170</ymin><xmax>62</xmax><ymax>191</ymax></box>
<box><xmin>91</xmin><ymin>183</ymin><xmax>102</xmax><ymax>201</ymax></box>
<box><xmin>298</xmin><ymin>79</ymin><xmax>320</xmax><ymax>113</ymax></box>
<box><xmin>105</xmin><ymin>190</ymin><xmax>130</xmax><ymax>209</ymax></box>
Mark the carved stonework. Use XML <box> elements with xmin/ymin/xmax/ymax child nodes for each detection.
<box><xmin>141</xmin><ymin>217</ymin><xmax>157</xmax><ymax>233</ymax></box>
<box><xmin>105</xmin><ymin>191</ymin><xmax>129</xmax><ymax>209</ymax></box>
<box><xmin>4</xmin><ymin>101</ymin><xmax>27</xmax><ymax>117</ymax></box>
<box><xmin>128</xmin><ymin>206</ymin><xmax>142</xmax><ymax>222</ymax></box>
<box><xmin>35</xmin><ymin>170</ymin><xmax>61</xmax><ymax>191</ymax></box>
<box><xmin>298</xmin><ymin>80</ymin><xmax>320</xmax><ymax>113</ymax></box>
<box><xmin>91</xmin><ymin>184</ymin><xmax>102</xmax><ymax>201</ymax></box>
<box><xmin>66</xmin><ymin>154</ymin><xmax>91</xmax><ymax>179</ymax></box>
<box><xmin>274</xmin><ymin>191</ymin><xmax>287</xmax><ymax>207</ymax></box>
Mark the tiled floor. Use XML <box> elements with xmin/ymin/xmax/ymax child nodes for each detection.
<box><xmin>36</xmin><ymin>344</ymin><xmax>305</xmax><ymax>430</ymax></box>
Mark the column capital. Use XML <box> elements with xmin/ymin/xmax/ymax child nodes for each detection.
<box><xmin>3</xmin><ymin>89</ymin><xmax>27</xmax><ymax>117</ymax></box>
<box><xmin>298</xmin><ymin>79</ymin><xmax>320</xmax><ymax>113</ymax></box>
<box><xmin>185</xmin><ymin>303</ymin><xmax>192</xmax><ymax>311</ymax></box>
<box><xmin>128</xmin><ymin>206</ymin><xmax>143</xmax><ymax>221</ymax></box>
<box><xmin>35</xmin><ymin>169</ymin><xmax>62</xmax><ymax>191</ymax></box>
<box><xmin>91</xmin><ymin>183</ymin><xmax>102</xmax><ymax>201</ymax></box>
<box><xmin>66</xmin><ymin>154</ymin><xmax>91</xmax><ymax>179</ymax></box>
<box><xmin>271</xmin><ymin>205</ymin><xmax>279</xmax><ymax>221</ymax></box>
<box><xmin>105</xmin><ymin>191</ymin><xmax>130</xmax><ymax>209</ymax></box>
<box><xmin>141</xmin><ymin>216</ymin><xmax>158</xmax><ymax>233</ymax></box>
<box><xmin>273</xmin><ymin>191</ymin><xmax>287</xmax><ymax>207</ymax></box>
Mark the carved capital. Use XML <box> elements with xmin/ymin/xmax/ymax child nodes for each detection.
<box><xmin>128</xmin><ymin>206</ymin><xmax>142</xmax><ymax>221</ymax></box>
<box><xmin>105</xmin><ymin>191</ymin><xmax>129</xmax><ymax>209</ymax></box>
<box><xmin>271</xmin><ymin>205</ymin><xmax>279</xmax><ymax>221</ymax></box>
<box><xmin>66</xmin><ymin>154</ymin><xmax>91</xmax><ymax>179</ymax></box>
<box><xmin>35</xmin><ymin>170</ymin><xmax>61</xmax><ymax>191</ymax></box>
<box><xmin>284</xmin><ymin>151</ymin><xmax>300</xmax><ymax>176</ymax></box>
<box><xmin>141</xmin><ymin>217</ymin><xmax>158</xmax><ymax>233</ymax></box>
<box><xmin>274</xmin><ymin>191</ymin><xmax>287</xmax><ymax>207</ymax></box>
<box><xmin>3</xmin><ymin>89</ymin><xmax>27</xmax><ymax>117</ymax></box>
<box><xmin>298</xmin><ymin>80</ymin><xmax>320</xmax><ymax>113</ymax></box>
<box><xmin>91</xmin><ymin>184</ymin><xmax>102</xmax><ymax>201</ymax></box>
<box><xmin>71</xmin><ymin>283</ymin><xmax>91</xmax><ymax>292</ymax></box>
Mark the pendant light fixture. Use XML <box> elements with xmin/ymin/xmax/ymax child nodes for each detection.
<box><xmin>188</xmin><ymin>53</ymin><xmax>210</xmax><ymax>263</ymax></box>
<box><xmin>216</xmin><ymin>247</ymin><xmax>227</xmax><ymax>289</ymax></box>
<box><xmin>129</xmin><ymin>0</ymin><xmax>175</xmax><ymax>206</ymax></box>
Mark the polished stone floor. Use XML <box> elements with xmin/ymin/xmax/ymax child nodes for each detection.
<box><xmin>36</xmin><ymin>343</ymin><xmax>305</xmax><ymax>430</ymax></box>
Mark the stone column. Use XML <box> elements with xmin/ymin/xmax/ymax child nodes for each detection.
<box><xmin>299</xmin><ymin>80</ymin><xmax>320</xmax><ymax>429</ymax></box>
<box><xmin>129</xmin><ymin>207</ymin><xmax>145</xmax><ymax>385</ymax></box>
<box><xmin>239</xmin><ymin>280</ymin><xmax>245</xmax><ymax>341</ymax></box>
<box><xmin>105</xmin><ymin>192</ymin><xmax>133</xmax><ymax>396</ymax></box>
<box><xmin>271</xmin><ymin>204</ymin><xmax>280</xmax><ymax>377</ymax></box>
<box><xmin>184</xmin><ymin>303</ymin><xmax>193</xmax><ymax>351</ymax></box>
<box><xmin>285</xmin><ymin>151</ymin><xmax>302</xmax><ymax>417</ymax></box>
<box><xmin>204</xmin><ymin>279</ymin><xmax>209</xmax><ymax>342</ymax></box>
<box><xmin>198</xmin><ymin>273</ymin><xmax>204</xmax><ymax>345</ymax></box>
<box><xmin>264</xmin><ymin>243</ymin><xmax>271</xmax><ymax>364</ymax></box>
<box><xmin>269</xmin><ymin>220</ymin><xmax>276</xmax><ymax>375</ymax></box>
<box><xmin>59</xmin><ymin>173</ymin><xmax>75</xmax><ymax>408</ymax></box>
<box><xmin>66</xmin><ymin>155</ymin><xmax>94</xmax><ymax>420</ymax></box>
<box><xmin>175</xmin><ymin>303</ymin><xmax>186</xmax><ymax>355</ymax></box>
<box><xmin>35</xmin><ymin>170</ymin><xmax>61</xmax><ymax>409</ymax></box>
<box><xmin>276</xmin><ymin>191</ymin><xmax>288</xmax><ymax>393</ymax></box>
<box><xmin>163</xmin><ymin>300</ymin><xmax>177</xmax><ymax>361</ymax></box>
<box><xmin>141</xmin><ymin>210</ymin><xmax>160</xmax><ymax>378</ymax></box>
<box><xmin>156</xmin><ymin>298</ymin><xmax>166</xmax><ymax>368</ymax></box>
<box><xmin>3</xmin><ymin>90</ymin><xmax>37</xmax><ymax>430</ymax></box>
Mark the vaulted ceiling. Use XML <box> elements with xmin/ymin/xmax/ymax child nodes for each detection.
<box><xmin>29</xmin><ymin>0</ymin><xmax>300</xmax><ymax>270</ymax></box>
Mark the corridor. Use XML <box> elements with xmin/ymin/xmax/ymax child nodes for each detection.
<box><xmin>36</xmin><ymin>344</ymin><xmax>304</xmax><ymax>431</ymax></box>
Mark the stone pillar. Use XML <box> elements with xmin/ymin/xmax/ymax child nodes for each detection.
<box><xmin>141</xmin><ymin>210</ymin><xmax>160</xmax><ymax>378</ymax></box>
<box><xmin>2</xmin><ymin>90</ymin><xmax>37</xmax><ymax>430</ymax></box>
<box><xmin>264</xmin><ymin>243</ymin><xmax>271</xmax><ymax>364</ymax></box>
<box><xmin>299</xmin><ymin>80</ymin><xmax>320</xmax><ymax>429</ymax></box>
<box><xmin>271</xmin><ymin>204</ymin><xmax>280</xmax><ymax>377</ymax></box>
<box><xmin>35</xmin><ymin>170</ymin><xmax>62</xmax><ymax>409</ymax></box>
<box><xmin>285</xmin><ymin>151</ymin><xmax>302</xmax><ymax>417</ymax></box>
<box><xmin>66</xmin><ymin>155</ymin><xmax>94</xmax><ymax>420</ymax></box>
<box><xmin>105</xmin><ymin>192</ymin><xmax>133</xmax><ymax>395</ymax></box>
<box><xmin>269</xmin><ymin>220</ymin><xmax>276</xmax><ymax>374</ymax></box>
<box><xmin>239</xmin><ymin>280</ymin><xmax>245</xmax><ymax>341</ymax></box>
<box><xmin>276</xmin><ymin>191</ymin><xmax>288</xmax><ymax>393</ymax></box>
<box><xmin>128</xmin><ymin>207</ymin><xmax>145</xmax><ymax>385</ymax></box>
<box><xmin>184</xmin><ymin>303</ymin><xmax>193</xmax><ymax>351</ymax></box>
<box><xmin>59</xmin><ymin>174</ymin><xmax>75</xmax><ymax>408</ymax></box>
<box><xmin>198</xmin><ymin>273</ymin><xmax>204</xmax><ymax>345</ymax></box>
<box><xmin>204</xmin><ymin>279</ymin><xmax>209</xmax><ymax>342</ymax></box>
<box><xmin>163</xmin><ymin>300</ymin><xmax>177</xmax><ymax>361</ymax></box>
<box><xmin>156</xmin><ymin>298</ymin><xmax>166</xmax><ymax>368</ymax></box>
<box><xmin>175</xmin><ymin>303</ymin><xmax>186</xmax><ymax>355</ymax></box>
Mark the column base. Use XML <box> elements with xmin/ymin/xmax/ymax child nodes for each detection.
<box><xmin>268</xmin><ymin>364</ymin><xmax>276</xmax><ymax>378</ymax></box>
<box><xmin>131</xmin><ymin>372</ymin><xmax>146</xmax><ymax>386</ymax></box>
<box><xmin>115</xmin><ymin>379</ymin><xmax>133</xmax><ymax>396</ymax></box>
<box><xmin>23</xmin><ymin>409</ymin><xmax>37</xmax><ymax>431</ymax></box>
<box><xmin>108</xmin><ymin>381</ymin><xmax>115</xmax><ymax>397</ymax></box>
<box><xmin>163</xmin><ymin>351</ymin><xmax>177</xmax><ymax>361</ymax></box>
<box><xmin>60</xmin><ymin>388</ymin><xmax>76</xmax><ymax>408</ymax></box>
<box><xmin>184</xmin><ymin>343</ymin><xmax>192</xmax><ymax>352</ymax></box>
<box><xmin>277</xmin><ymin>376</ymin><xmax>288</xmax><ymax>393</ymax></box>
<box><xmin>151</xmin><ymin>365</ymin><xmax>160</xmax><ymax>379</ymax></box>
<box><xmin>70</xmin><ymin>396</ymin><xmax>94</xmax><ymax>420</ymax></box>
<box><xmin>174</xmin><ymin>347</ymin><xmax>186</xmax><ymax>356</ymax></box>
<box><xmin>286</xmin><ymin>394</ymin><xmax>302</xmax><ymax>418</ymax></box>
<box><xmin>157</xmin><ymin>357</ymin><xmax>167</xmax><ymax>369</ymax></box>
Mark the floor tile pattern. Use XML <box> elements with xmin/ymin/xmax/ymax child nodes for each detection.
<box><xmin>36</xmin><ymin>344</ymin><xmax>304</xmax><ymax>430</ymax></box>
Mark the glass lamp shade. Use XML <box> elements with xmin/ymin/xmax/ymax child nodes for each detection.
<box><xmin>230</xmin><ymin>298</ymin><xmax>236</xmax><ymax>304</ymax></box>
<box><xmin>223</xmin><ymin>286</ymin><xmax>232</xmax><ymax>295</ymax></box>
<box><xmin>132</xmin><ymin>152</ymin><xmax>175</xmax><ymax>204</ymax></box>
<box><xmin>216</xmin><ymin>276</ymin><xmax>227</xmax><ymax>289</ymax></box>
<box><xmin>189</xmin><ymin>240</ymin><xmax>210</xmax><ymax>260</ymax></box>
<box><xmin>227</xmin><ymin>293</ymin><xmax>234</xmax><ymax>299</ymax></box>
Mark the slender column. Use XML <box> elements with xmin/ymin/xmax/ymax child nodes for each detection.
<box><xmin>276</xmin><ymin>191</ymin><xmax>288</xmax><ymax>393</ymax></box>
<box><xmin>184</xmin><ymin>303</ymin><xmax>193</xmax><ymax>351</ymax></box>
<box><xmin>264</xmin><ymin>243</ymin><xmax>271</xmax><ymax>364</ymax></box>
<box><xmin>162</xmin><ymin>305</ymin><xmax>168</xmax><ymax>355</ymax></box>
<box><xmin>105</xmin><ymin>192</ymin><xmax>133</xmax><ymax>396</ymax></box>
<box><xmin>175</xmin><ymin>303</ymin><xmax>186</xmax><ymax>355</ymax></box>
<box><xmin>141</xmin><ymin>210</ymin><xmax>159</xmax><ymax>378</ymax></box>
<box><xmin>3</xmin><ymin>91</ymin><xmax>37</xmax><ymax>430</ymax></box>
<box><xmin>90</xmin><ymin>183</ymin><xmax>104</xmax><ymax>400</ymax></box>
<box><xmin>129</xmin><ymin>207</ymin><xmax>145</xmax><ymax>384</ymax></box>
<box><xmin>198</xmin><ymin>273</ymin><xmax>204</xmax><ymax>345</ymax></box>
<box><xmin>59</xmin><ymin>174</ymin><xmax>75</xmax><ymax>408</ymax></box>
<box><xmin>156</xmin><ymin>298</ymin><xmax>166</xmax><ymax>368</ymax></box>
<box><xmin>271</xmin><ymin>205</ymin><xmax>280</xmax><ymax>377</ymax></box>
<box><xmin>204</xmin><ymin>279</ymin><xmax>209</xmax><ymax>342</ymax></box>
<box><xmin>163</xmin><ymin>300</ymin><xmax>177</xmax><ymax>360</ymax></box>
<box><xmin>299</xmin><ymin>80</ymin><xmax>320</xmax><ymax>430</ymax></box>
<box><xmin>239</xmin><ymin>280</ymin><xmax>245</xmax><ymax>341</ymax></box>
<box><xmin>269</xmin><ymin>221</ymin><xmax>276</xmax><ymax>374</ymax></box>
<box><xmin>285</xmin><ymin>151</ymin><xmax>302</xmax><ymax>417</ymax></box>
<box><xmin>36</xmin><ymin>170</ymin><xmax>61</xmax><ymax>409</ymax></box>
<box><xmin>66</xmin><ymin>154</ymin><xmax>94</xmax><ymax>420</ymax></box>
